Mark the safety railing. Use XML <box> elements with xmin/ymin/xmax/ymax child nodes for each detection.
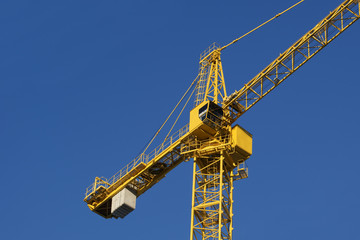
<box><xmin>234</xmin><ymin>161</ymin><xmax>248</xmax><ymax>180</ymax></box>
<box><xmin>85</xmin><ymin>124</ymin><xmax>190</xmax><ymax>200</ymax></box>
<box><xmin>181</xmin><ymin>134</ymin><xmax>231</xmax><ymax>154</ymax></box>
<box><xmin>200</xmin><ymin>42</ymin><xmax>220</xmax><ymax>61</ymax></box>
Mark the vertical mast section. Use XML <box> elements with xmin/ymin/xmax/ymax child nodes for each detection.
<box><xmin>186</xmin><ymin>125</ymin><xmax>252</xmax><ymax>240</ymax></box>
<box><xmin>190</xmin><ymin>152</ymin><xmax>233</xmax><ymax>240</ymax></box>
<box><xmin>195</xmin><ymin>43</ymin><xmax>227</xmax><ymax>107</ymax></box>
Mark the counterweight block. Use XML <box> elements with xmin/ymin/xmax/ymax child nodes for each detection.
<box><xmin>111</xmin><ymin>188</ymin><xmax>136</xmax><ymax>219</ymax></box>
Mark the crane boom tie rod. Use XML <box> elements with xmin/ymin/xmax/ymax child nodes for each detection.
<box><xmin>220</xmin><ymin>0</ymin><xmax>304</xmax><ymax>52</ymax></box>
<box><xmin>141</xmin><ymin>74</ymin><xmax>199</xmax><ymax>155</ymax></box>
<box><xmin>163</xmin><ymin>81</ymin><xmax>198</xmax><ymax>144</ymax></box>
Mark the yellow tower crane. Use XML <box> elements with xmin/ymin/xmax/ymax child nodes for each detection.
<box><xmin>83</xmin><ymin>0</ymin><xmax>360</xmax><ymax>239</ymax></box>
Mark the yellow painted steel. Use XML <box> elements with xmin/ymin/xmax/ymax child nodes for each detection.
<box><xmin>189</xmin><ymin>100</ymin><xmax>219</xmax><ymax>139</ymax></box>
<box><xmin>231</xmin><ymin>125</ymin><xmax>252</xmax><ymax>157</ymax></box>
<box><xmin>83</xmin><ymin>0</ymin><xmax>360</xmax><ymax>239</ymax></box>
<box><xmin>223</xmin><ymin>0</ymin><xmax>360</xmax><ymax>123</ymax></box>
<box><xmin>190</xmin><ymin>152</ymin><xmax>232</xmax><ymax>239</ymax></box>
<box><xmin>187</xmin><ymin>129</ymin><xmax>252</xmax><ymax>240</ymax></box>
<box><xmin>84</xmin><ymin>124</ymin><xmax>191</xmax><ymax>218</ymax></box>
<box><xmin>195</xmin><ymin>45</ymin><xmax>227</xmax><ymax>106</ymax></box>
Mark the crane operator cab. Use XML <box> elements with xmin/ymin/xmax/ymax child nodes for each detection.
<box><xmin>189</xmin><ymin>100</ymin><xmax>224</xmax><ymax>139</ymax></box>
<box><xmin>189</xmin><ymin>100</ymin><xmax>253</xmax><ymax>165</ymax></box>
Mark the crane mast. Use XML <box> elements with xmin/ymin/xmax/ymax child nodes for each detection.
<box><xmin>83</xmin><ymin>1</ymin><xmax>359</xmax><ymax>239</ymax></box>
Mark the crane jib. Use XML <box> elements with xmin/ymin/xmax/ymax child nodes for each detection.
<box><xmin>223</xmin><ymin>0</ymin><xmax>360</xmax><ymax>124</ymax></box>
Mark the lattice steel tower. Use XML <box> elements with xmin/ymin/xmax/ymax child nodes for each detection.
<box><xmin>83</xmin><ymin>1</ymin><xmax>360</xmax><ymax>239</ymax></box>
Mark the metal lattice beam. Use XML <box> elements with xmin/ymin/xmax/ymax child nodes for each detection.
<box><xmin>223</xmin><ymin>0</ymin><xmax>360</xmax><ymax>123</ymax></box>
<box><xmin>190</xmin><ymin>153</ymin><xmax>234</xmax><ymax>240</ymax></box>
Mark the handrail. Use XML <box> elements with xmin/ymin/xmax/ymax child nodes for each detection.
<box><xmin>181</xmin><ymin>134</ymin><xmax>231</xmax><ymax>154</ymax></box>
<box><xmin>85</xmin><ymin>124</ymin><xmax>190</xmax><ymax>199</ymax></box>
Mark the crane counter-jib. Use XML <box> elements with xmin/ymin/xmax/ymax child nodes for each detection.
<box><xmin>83</xmin><ymin>101</ymin><xmax>253</xmax><ymax>219</ymax></box>
<box><xmin>83</xmin><ymin>124</ymin><xmax>191</xmax><ymax>218</ymax></box>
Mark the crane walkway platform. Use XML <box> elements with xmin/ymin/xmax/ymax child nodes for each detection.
<box><xmin>84</xmin><ymin>124</ymin><xmax>191</xmax><ymax>217</ymax></box>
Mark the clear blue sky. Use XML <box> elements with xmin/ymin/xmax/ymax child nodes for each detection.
<box><xmin>1</xmin><ymin>0</ymin><xmax>359</xmax><ymax>239</ymax></box>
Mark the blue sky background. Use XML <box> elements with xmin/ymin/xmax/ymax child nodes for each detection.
<box><xmin>1</xmin><ymin>0</ymin><xmax>359</xmax><ymax>239</ymax></box>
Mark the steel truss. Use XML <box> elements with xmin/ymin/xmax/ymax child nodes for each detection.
<box><xmin>224</xmin><ymin>0</ymin><xmax>360</xmax><ymax>123</ymax></box>
<box><xmin>190</xmin><ymin>151</ymin><xmax>235</xmax><ymax>240</ymax></box>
